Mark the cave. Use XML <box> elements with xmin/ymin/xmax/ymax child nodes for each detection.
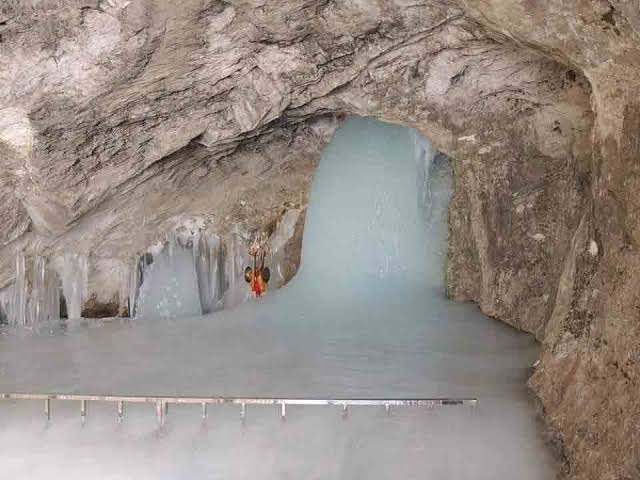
<box><xmin>0</xmin><ymin>2</ymin><xmax>639</xmax><ymax>479</ymax></box>
<box><xmin>0</xmin><ymin>116</ymin><xmax>556</xmax><ymax>478</ymax></box>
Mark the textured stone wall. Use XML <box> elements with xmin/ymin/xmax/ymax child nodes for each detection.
<box><xmin>456</xmin><ymin>3</ymin><xmax>640</xmax><ymax>478</ymax></box>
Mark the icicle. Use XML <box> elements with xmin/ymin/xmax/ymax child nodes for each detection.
<box><xmin>272</xmin><ymin>210</ymin><xmax>300</xmax><ymax>254</ymax></box>
<box><xmin>195</xmin><ymin>233</ymin><xmax>224</xmax><ymax>314</ymax></box>
<box><xmin>61</xmin><ymin>254</ymin><xmax>88</xmax><ymax>320</ymax></box>
<box><xmin>226</xmin><ymin>232</ymin><xmax>237</xmax><ymax>303</ymax></box>
<box><xmin>11</xmin><ymin>253</ymin><xmax>28</xmax><ymax>326</ymax></box>
<box><xmin>269</xmin><ymin>209</ymin><xmax>302</xmax><ymax>287</ymax></box>
<box><xmin>222</xmin><ymin>228</ymin><xmax>251</xmax><ymax>309</ymax></box>
<box><xmin>167</xmin><ymin>233</ymin><xmax>176</xmax><ymax>261</ymax></box>
<box><xmin>0</xmin><ymin>253</ymin><xmax>62</xmax><ymax>326</ymax></box>
<box><xmin>195</xmin><ymin>233</ymin><xmax>210</xmax><ymax>314</ymax></box>
<box><xmin>191</xmin><ymin>230</ymin><xmax>201</xmax><ymax>264</ymax></box>
<box><xmin>0</xmin><ymin>288</ymin><xmax>11</xmax><ymax>325</ymax></box>
<box><xmin>413</xmin><ymin>129</ymin><xmax>437</xmax><ymax>222</ymax></box>
<box><xmin>28</xmin><ymin>256</ymin><xmax>61</xmax><ymax>325</ymax></box>
<box><xmin>128</xmin><ymin>257</ymin><xmax>141</xmax><ymax>317</ymax></box>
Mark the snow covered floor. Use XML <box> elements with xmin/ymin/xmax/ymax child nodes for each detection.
<box><xmin>0</xmin><ymin>118</ymin><xmax>556</xmax><ymax>479</ymax></box>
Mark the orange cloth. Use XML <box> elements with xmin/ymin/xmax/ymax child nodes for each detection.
<box><xmin>251</xmin><ymin>272</ymin><xmax>266</xmax><ymax>296</ymax></box>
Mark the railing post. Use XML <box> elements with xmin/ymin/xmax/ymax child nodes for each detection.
<box><xmin>156</xmin><ymin>400</ymin><xmax>165</xmax><ymax>428</ymax></box>
<box><xmin>80</xmin><ymin>399</ymin><xmax>87</xmax><ymax>424</ymax></box>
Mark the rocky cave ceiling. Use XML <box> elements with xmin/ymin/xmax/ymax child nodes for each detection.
<box><xmin>0</xmin><ymin>0</ymin><xmax>599</xmax><ymax>280</ymax></box>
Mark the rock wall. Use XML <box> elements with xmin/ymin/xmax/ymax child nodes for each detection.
<box><xmin>0</xmin><ymin>1</ymin><xmax>638</xmax><ymax>478</ymax></box>
<box><xmin>456</xmin><ymin>3</ymin><xmax>640</xmax><ymax>479</ymax></box>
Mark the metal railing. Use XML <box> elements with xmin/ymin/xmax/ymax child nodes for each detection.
<box><xmin>1</xmin><ymin>393</ymin><xmax>478</xmax><ymax>427</ymax></box>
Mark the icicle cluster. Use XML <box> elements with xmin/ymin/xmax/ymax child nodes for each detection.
<box><xmin>0</xmin><ymin>211</ymin><xmax>302</xmax><ymax>325</ymax></box>
<box><xmin>130</xmin><ymin>226</ymin><xmax>262</xmax><ymax>319</ymax></box>
<box><xmin>0</xmin><ymin>254</ymin><xmax>68</xmax><ymax>326</ymax></box>
<box><xmin>130</xmin><ymin>214</ymin><xmax>301</xmax><ymax>320</ymax></box>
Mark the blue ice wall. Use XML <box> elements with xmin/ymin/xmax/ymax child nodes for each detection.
<box><xmin>301</xmin><ymin>118</ymin><xmax>437</xmax><ymax>286</ymax></box>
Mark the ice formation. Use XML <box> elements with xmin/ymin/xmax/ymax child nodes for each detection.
<box><xmin>28</xmin><ymin>256</ymin><xmax>61</xmax><ymax>324</ymax></box>
<box><xmin>131</xmin><ymin>228</ymin><xmax>254</xmax><ymax>319</ymax></box>
<box><xmin>194</xmin><ymin>232</ymin><xmax>225</xmax><ymax>314</ymax></box>
<box><xmin>60</xmin><ymin>254</ymin><xmax>88</xmax><ymax>320</ymax></box>
<box><xmin>270</xmin><ymin>209</ymin><xmax>302</xmax><ymax>285</ymax></box>
<box><xmin>135</xmin><ymin>235</ymin><xmax>203</xmax><ymax>319</ymax></box>
<box><xmin>0</xmin><ymin>118</ymin><xmax>555</xmax><ymax>479</ymax></box>
<box><xmin>0</xmin><ymin>211</ymin><xmax>301</xmax><ymax>324</ymax></box>
<box><xmin>131</xmin><ymin>210</ymin><xmax>301</xmax><ymax>319</ymax></box>
<box><xmin>0</xmin><ymin>254</ymin><xmax>61</xmax><ymax>326</ymax></box>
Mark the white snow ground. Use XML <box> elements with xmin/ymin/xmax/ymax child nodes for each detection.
<box><xmin>0</xmin><ymin>118</ymin><xmax>557</xmax><ymax>479</ymax></box>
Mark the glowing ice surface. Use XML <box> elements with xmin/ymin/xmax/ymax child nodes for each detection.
<box><xmin>0</xmin><ymin>118</ymin><xmax>556</xmax><ymax>479</ymax></box>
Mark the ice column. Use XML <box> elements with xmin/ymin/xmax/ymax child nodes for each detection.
<box><xmin>0</xmin><ymin>253</ymin><xmax>62</xmax><ymax>326</ymax></box>
<box><xmin>61</xmin><ymin>254</ymin><xmax>89</xmax><ymax>319</ymax></box>
<box><xmin>10</xmin><ymin>253</ymin><xmax>28</xmax><ymax>325</ymax></box>
<box><xmin>300</xmin><ymin>118</ymin><xmax>438</xmax><ymax>287</ymax></box>
<box><xmin>414</xmin><ymin>129</ymin><xmax>437</xmax><ymax>223</ymax></box>
<box><xmin>28</xmin><ymin>256</ymin><xmax>60</xmax><ymax>324</ymax></box>
<box><xmin>134</xmin><ymin>234</ymin><xmax>202</xmax><ymax>319</ymax></box>
<box><xmin>0</xmin><ymin>287</ymin><xmax>10</xmax><ymax>324</ymax></box>
<box><xmin>195</xmin><ymin>233</ymin><xmax>225</xmax><ymax>314</ymax></box>
<box><xmin>130</xmin><ymin>213</ymin><xmax>302</xmax><ymax>319</ymax></box>
<box><xmin>127</xmin><ymin>253</ymin><xmax>152</xmax><ymax>318</ymax></box>
<box><xmin>269</xmin><ymin>209</ymin><xmax>302</xmax><ymax>286</ymax></box>
<box><xmin>221</xmin><ymin>228</ymin><xmax>251</xmax><ymax>309</ymax></box>
<box><xmin>128</xmin><ymin>259</ymin><xmax>141</xmax><ymax>317</ymax></box>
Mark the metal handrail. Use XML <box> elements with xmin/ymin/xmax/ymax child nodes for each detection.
<box><xmin>1</xmin><ymin>392</ymin><xmax>478</xmax><ymax>426</ymax></box>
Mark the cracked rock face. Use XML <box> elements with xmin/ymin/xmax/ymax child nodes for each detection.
<box><xmin>0</xmin><ymin>1</ymin><xmax>638</xmax><ymax>478</ymax></box>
